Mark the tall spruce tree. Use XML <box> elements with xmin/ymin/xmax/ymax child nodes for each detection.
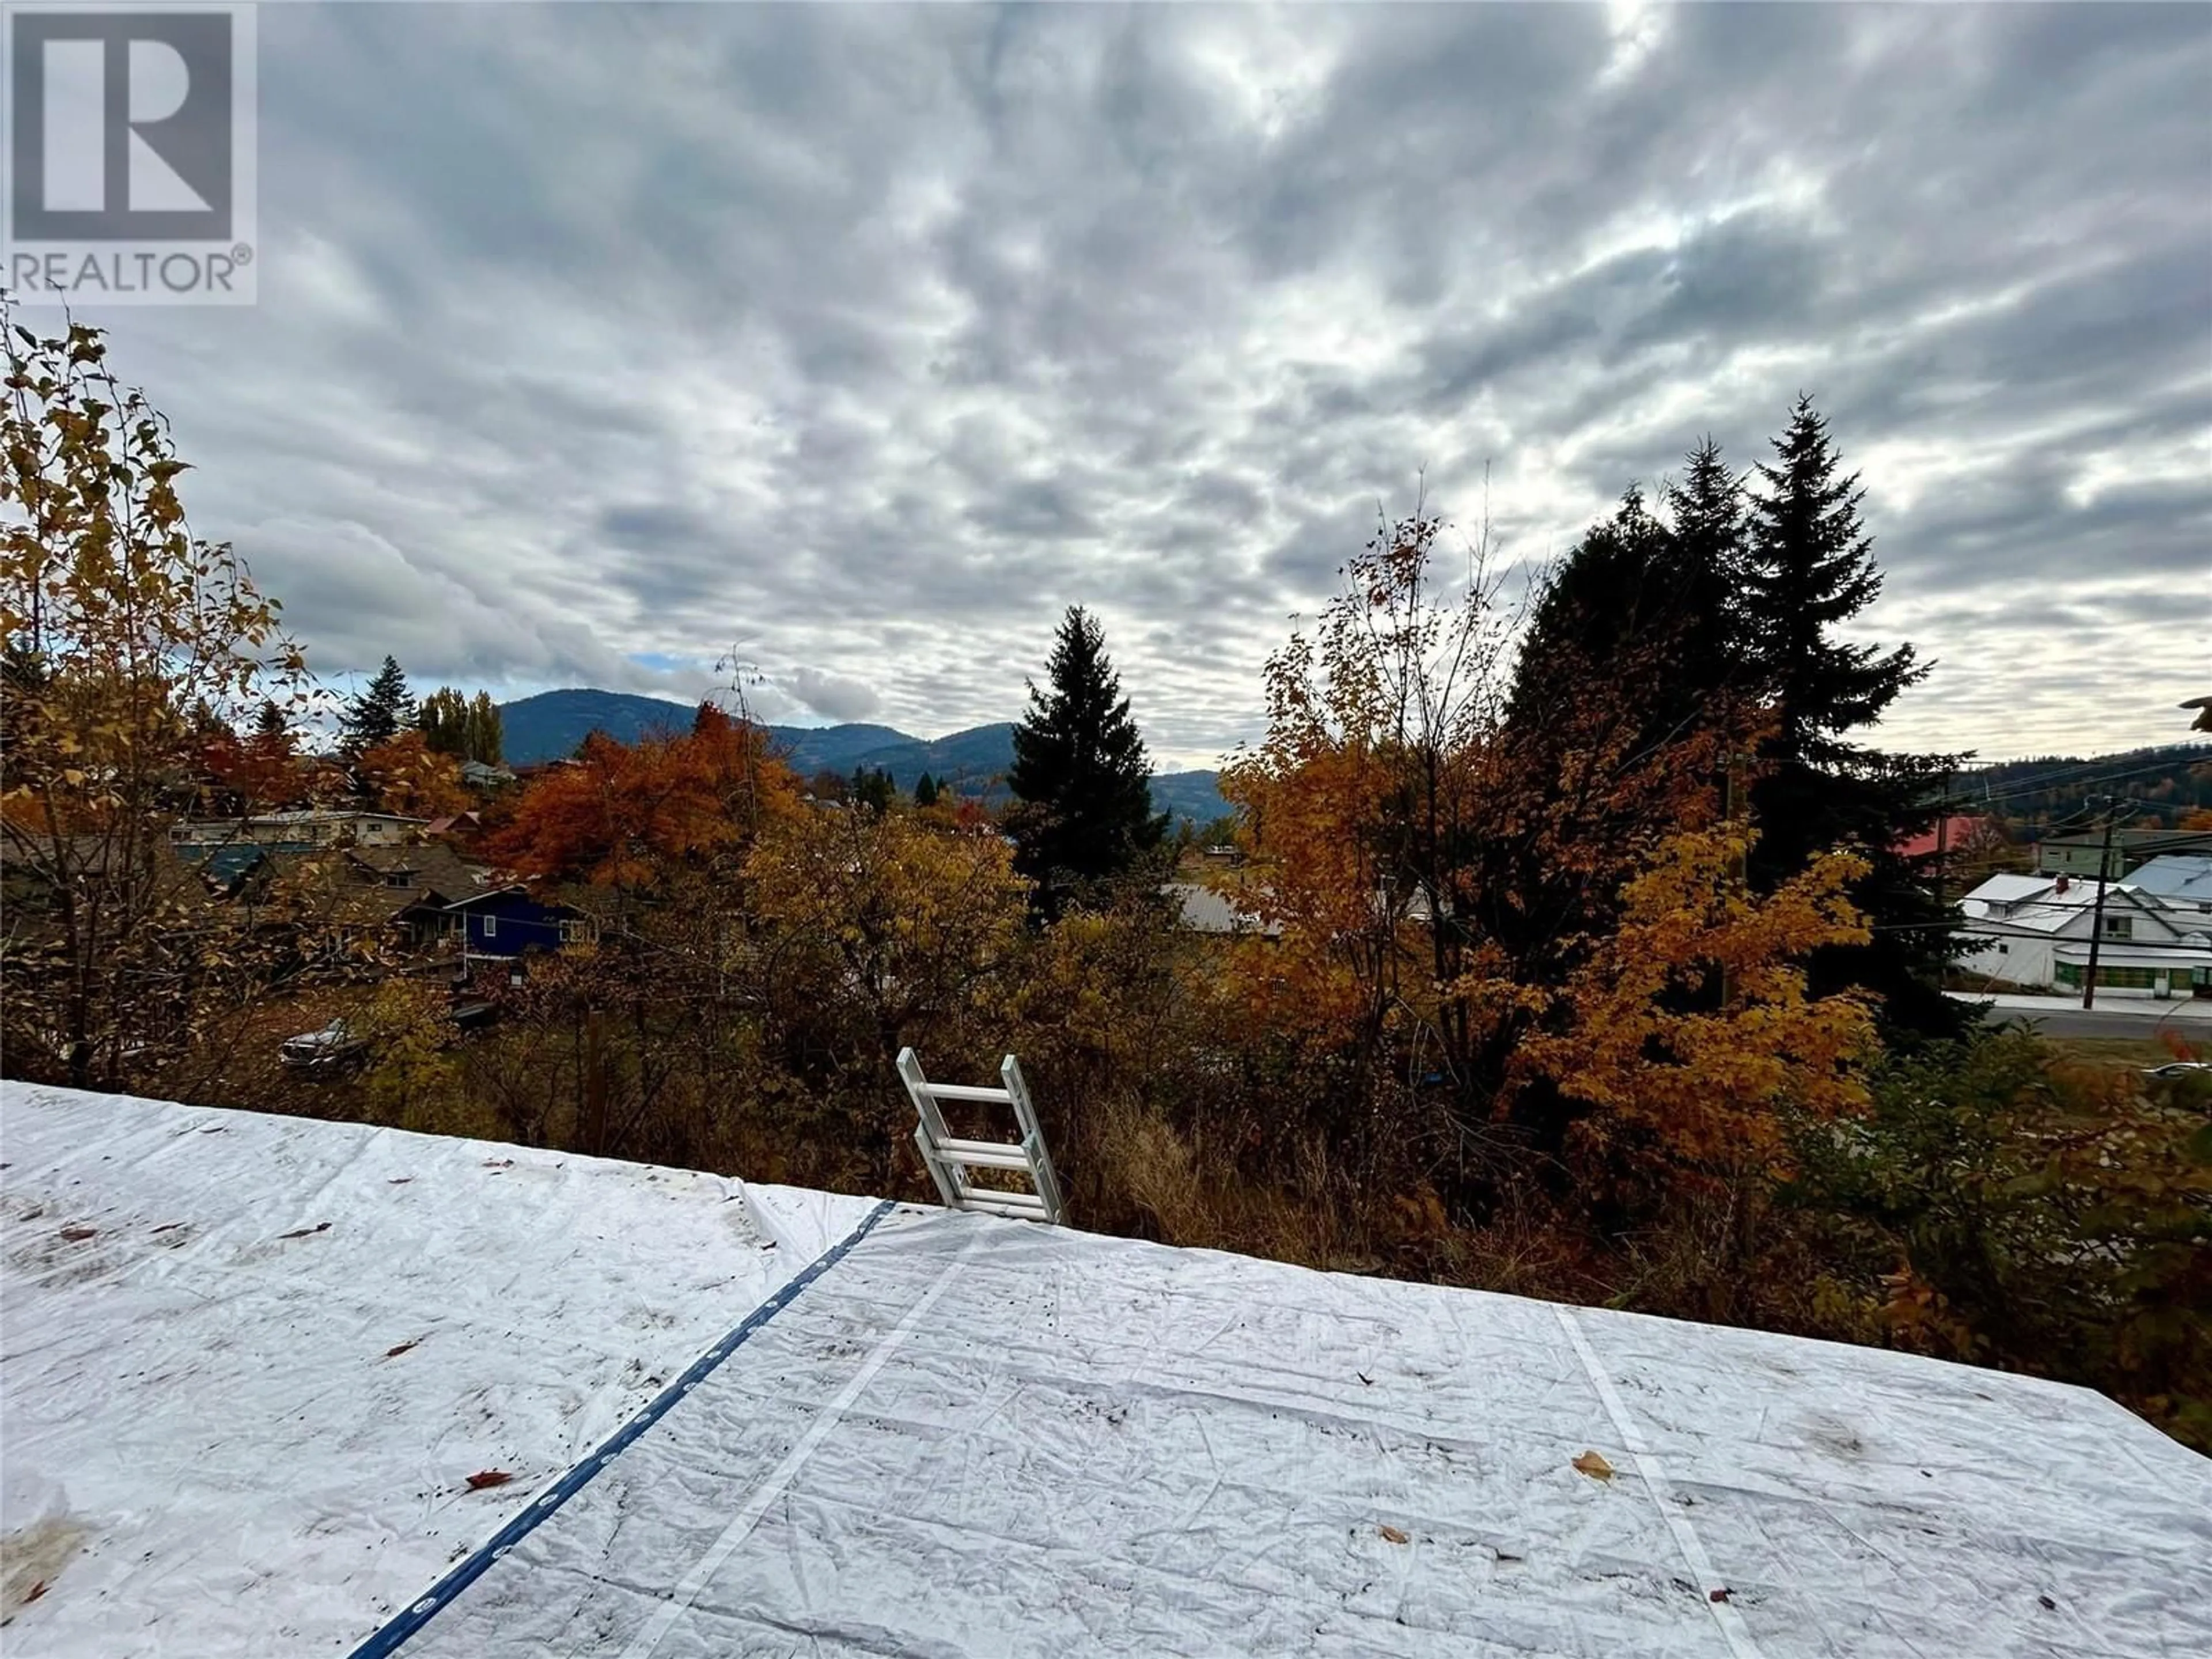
<box><xmin>1508</xmin><ymin>486</ymin><xmax>1680</xmax><ymax>733</ymax></box>
<box><xmin>1007</xmin><ymin>606</ymin><xmax>1164</xmax><ymax>910</ymax></box>
<box><xmin>1741</xmin><ymin>396</ymin><xmax>1960</xmax><ymax>1033</ymax></box>
<box><xmin>914</xmin><ymin>771</ymin><xmax>938</xmax><ymax>808</ymax></box>
<box><xmin>252</xmin><ymin>699</ymin><xmax>287</xmax><ymax>741</ymax></box>
<box><xmin>1508</xmin><ymin>448</ymin><xmax>1746</xmax><ymax>752</ymax></box>
<box><xmin>342</xmin><ymin>656</ymin><xmax>413</xmax><ymax>753</ymax></box>
<box><xmin>1661</xmin><ymin>435</ymin><xmax>1749</xmax><ymax>700</ymax></box>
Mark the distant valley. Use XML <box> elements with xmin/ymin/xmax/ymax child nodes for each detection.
<box><xmin>498</xmin><ymin>689</ymin><xmax>1231</xmax><ymax>824</ymax></box>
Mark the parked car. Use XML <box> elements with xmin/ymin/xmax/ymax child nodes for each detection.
<box><xmin>280</xmin><ymin>1018</ymin><xmax>367</xmax><ymax>1070</ymax></box>
<box><xmin>2141</xmin><ymin>1061</ymin><xmax>2211</xmax><ymax>1078</ymax></box>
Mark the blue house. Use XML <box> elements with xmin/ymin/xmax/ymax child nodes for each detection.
<box><xmin>446</xmin><ymin>886</ymin><xmax>596</xmax><ymax>964</ymax></box>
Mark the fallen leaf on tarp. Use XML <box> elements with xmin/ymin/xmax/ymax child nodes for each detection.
<box><xmin>1573</xmin><ymin>1450</ymin><xmax>1615</xmax><ymax>1481</ymax></box>
<box><xmin>385</xmin><ymin>1339</ymin><xmax>419</xmax><ymax>1358</ymax></box>
<box><xmin>25</xmin><ymin>1579</ymin><xmax>49</xmax><ymax>1603</ymax></box>
<box><xmin>387</xmin><ymin>1177</ymin><xmax>413</xmax><ymax>1185</ymax></box>
<box><xmin>58</xmin><ymin>1226</ymin><xmax>97</xmax><ymax>1242</ymax></box>
<box><xmin>1709</xmin><ymin>1588</ymin><xmax>1731</xmax><ymax>1604</ymax></box>
<box><xmin>276</xmin><ymin>1221</ymin><xmax>331</xmax><ymax>1240</ymax></box>
<box><xmin>465</xmin><ymin>1470</ymin><xmax>514</xmax><ymax>1491</ymax></box>
<box><xmin>1378</xmin><ymin>1525</ymin><xmax>1410</xmax><ymax>1544</ymax></box>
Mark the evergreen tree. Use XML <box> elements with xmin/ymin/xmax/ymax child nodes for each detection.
<box><xmin>417</xmin><ymin>687</ymin><xmax>468</xmax><ymax>757</ymax></box>
<box><xmin>1007</xmin><ymin>606</ymin><xmax>1165</xmax><ymax>910</ymax></box>
<box><xmin>914</xmin><ymin>771</ymin><xmax>938</xmax><ymax>808</ymax></box>
<box><xmin>343</xmin><ymin>656</ymin><xmax>413</xmax><ymax>753</ymax></box>
<box><xmin>1507</xmin><ymin>486</ymin><xmax>1680</xmax><ymax>733</ymax></box>
<box><xmin>252</xmin><ymin>699</ymin><xmax>287</xmax><ymax>741</ymax></box>
<box><xmin>1660</xmin><ymin>435</ymin><xmax>1749</xmax><ymax>702</ymax></box>
<box><xmin>1509</xmin><ymin>445</ymin><xmax>1747</xmax><ymax>746</ymax></box>
<box><xmin>1741</xmin><ymin>396</ymin><xmax>1960</xmax><ymax>1033</ymax></box>
<box><xmin>467</xmin><ymin>692</ymin><xmax>503</xmax><ymax>766</ymax></box>
<box><xmin>850</xmin><ymin>765</ymin><xmax>896</xmax><ymax>815</ymax></box>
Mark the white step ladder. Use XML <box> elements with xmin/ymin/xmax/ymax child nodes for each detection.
<box><xmin>897</xmin><ymin>1047</ymin><xmax>1066</xmax><ymax>1225</ymax></box>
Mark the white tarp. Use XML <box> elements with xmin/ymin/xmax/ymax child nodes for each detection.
<box><xmin>0</xmin><ymin>1082</ymin><xmax>877</xmax><ymax>1656</ymax></box>
<box><xmin>5</xmin><ymin>1082</ymin><xmax>2209</xmax><ymax>1657</ymax></box>
<box><xmin>388</xmin><ymin>1209</ymin><xmax>2212</xmax><ymax>1658</ymax></box>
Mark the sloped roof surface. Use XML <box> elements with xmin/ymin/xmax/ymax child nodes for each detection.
<box><xmin>0</xmin><ymin>1084</ymin><xmax>874</xmax><ymax>1655</ymax></box>
<box><xmin>3</xmin><ymin>1084</ymin><xmax>2209</xmax><ymax>1658</ymax></box>
<box><xmin>1961</xmin><ymin>875</ymin><xmax>2173</xmax><ymax>935</ymax></box>
<box><xmin>1963</xmin><ymin>872</ymin><xmax>2055</xmax><ymax>906</ymax></box>
<box><xmin>347</xmin><ymin>840</ymin><xmax>484</xmax><ymax>900</ymax></box>
<box><xmin>2126</xmin><ymin>853</ymin><xmax>2212</xmax><ymax>905</ymax></box>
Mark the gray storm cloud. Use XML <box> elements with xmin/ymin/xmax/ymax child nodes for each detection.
<box><xmin>79</xmin><ymin>2</ymin><xmax>2211</xmax><ymax>766</ymax></box>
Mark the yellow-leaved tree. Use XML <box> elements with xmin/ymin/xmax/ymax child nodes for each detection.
<box><xmin>744</xmin><ymin>806</ymin><xmax>1031</xmax><ymax>1186</ymax></box>
<box><xmin>1513</xmin><ymin>824</ymin><xmax>1877</xmax><ymax>1188</ymax></box>
<box><xmin>2</xmin><ymin>306</ymin><xmax>310</xmax><ymax>1087</ymax></box>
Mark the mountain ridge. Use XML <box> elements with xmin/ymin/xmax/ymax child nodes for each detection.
<box><xmin>497</xmin><ymin>688</ymin><xmax>1230</xmax><ymax>823</ymax></box>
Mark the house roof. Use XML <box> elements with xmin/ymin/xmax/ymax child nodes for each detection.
<box><xmin>1964</xmin><ymin>872</ymin><xmax>2060</xmax><ymax>905</ymax></box>
<box><xmin>0</xmin><ymin>1082</ymin><xmax>869</xmax><ymax>1657</ymax></box>
<box><xmin>2124</xmin><ymin>854</ymin><xmax>2212</xmax><ymax>907</ymax></box>
<box><xmin>6</xmin><ymin>1081</ymin><xmax>2207</xmax><ymax>1658</ymax></box>
<box><xmin>1959</xmin><ymin>873</ymin><xmax>2176</xmax><ymax>936</ymax></box>
<box><xmin>442</xmin><ymin>882</ymin><xmax>539</xmax><ymax>911</ymax></box>
<box><xmin>1892</xmin><ymin>813</ymin><xmax>1997</xmax><ymax>861</ymax></box>
<box><xmin>346</xmin><ymin>841</ymin><xmax>484</xmax><ymax>902</ymax></box>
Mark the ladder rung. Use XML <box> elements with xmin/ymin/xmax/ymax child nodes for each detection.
<box><xmin>922</xmin><ymin>1082</ymin><xmax>1013</xmax><ymax>1104</ymax></box>
<box><xmin>957</xmin><ymin>1191</ymin><xmax>1050</xmax><ymax>1220</ymax></box>
<box><xmin>933</xmin><ymin>1137</ymin><xmax>1030</xmax><ymax>1170</ymax></box>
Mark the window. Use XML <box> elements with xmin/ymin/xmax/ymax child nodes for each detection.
<box><xmin>2101</xmin><ymin>915</ymin><xmax>2132</xmax><ymax>940</ymax></box>
<box><xmin>482</xmin><ymin>916</ymin><xmax>498</xmax><ymax>939</ymax></box>
<box><xmin>559</xmin><ymin>919</ymin><xmax>586</xmax><ymax>943</ymax></box>
<box><xmin>2060</xmin><ymin>961</ymin><xmax>2154</xmax><ymax>988</ymax></box>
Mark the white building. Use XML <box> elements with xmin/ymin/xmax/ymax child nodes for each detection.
<box><xmin>169</xmin><ymin>810</ymin><xmax>427</xmax><ymax>849</ymax></box>
<box><xmin>1959</xmin><ymin>872</ymin><xmax>2212</xmax><ymax>999</ymax></box>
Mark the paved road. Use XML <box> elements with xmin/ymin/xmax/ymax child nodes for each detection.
<box><xmin>1962</xmin><ymin>1003</ymin><xmax>2209</xmax><ymax>1040</ymax></box>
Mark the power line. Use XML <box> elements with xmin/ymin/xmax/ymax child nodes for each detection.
<box><xmin>1953</xmin><ymin>757</ymin><xmax>2202</xmax><ymax>808</ymax></box>
<box><xmin>1952</xmin><ymin>745</ymin><xmax>2211</xmax><ymax>793</ymax></box>
<box><xmin>1872</xmin><ymin>925</ymin><xmax>2212</xmax><ymax>947</ymax></box>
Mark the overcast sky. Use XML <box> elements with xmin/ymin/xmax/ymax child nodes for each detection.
<box><xmin>79</xmin><ymin>2</ymin><xmax>2212</xmax><ymax>769</ymax></box>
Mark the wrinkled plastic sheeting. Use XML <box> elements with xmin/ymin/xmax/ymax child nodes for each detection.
<box><xmin>0</xmin><ymin>1082</ymin><xmax>880</xmax><ymax>1658</ymax></box>
<box><xmin>739</xmin><ymin>1179</ymin><xmax>875</xmax><ymax>1263</ymax></box>
<box><xmin>400</xmin><ymin>1209</ymin><xmax>2212</xmax><ymax>1658</ymax></box>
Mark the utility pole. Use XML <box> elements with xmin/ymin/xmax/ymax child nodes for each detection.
<box><xmin>1933</xmin><ymin>768</ymin><xmax>1953</xmax><ymax>919</ymax></box>
<box><xmin>2080</xmin><ymin>797</ymin><xmax>2119</xmax><ymax>1010</ymax></box>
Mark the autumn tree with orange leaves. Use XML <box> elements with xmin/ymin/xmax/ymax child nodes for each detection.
<box><xmin>487</xmin><ymin>704</ymin><xmax>800</xmax><ymax>892</ymax></box>
<box><xmin>1512</xmin><ymin>827</ymin><xmax>1876</xmax><ymax>1186</ymax></box>
<box><xmin>1221</xmin><ymin>499</ymin><xmax>1876</xmax><ymax>1215</ymax></box>
<box><xmin>200</xmin><ymin>723</ymin><xmax>302</xmax><ymax>815</ymax></box>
